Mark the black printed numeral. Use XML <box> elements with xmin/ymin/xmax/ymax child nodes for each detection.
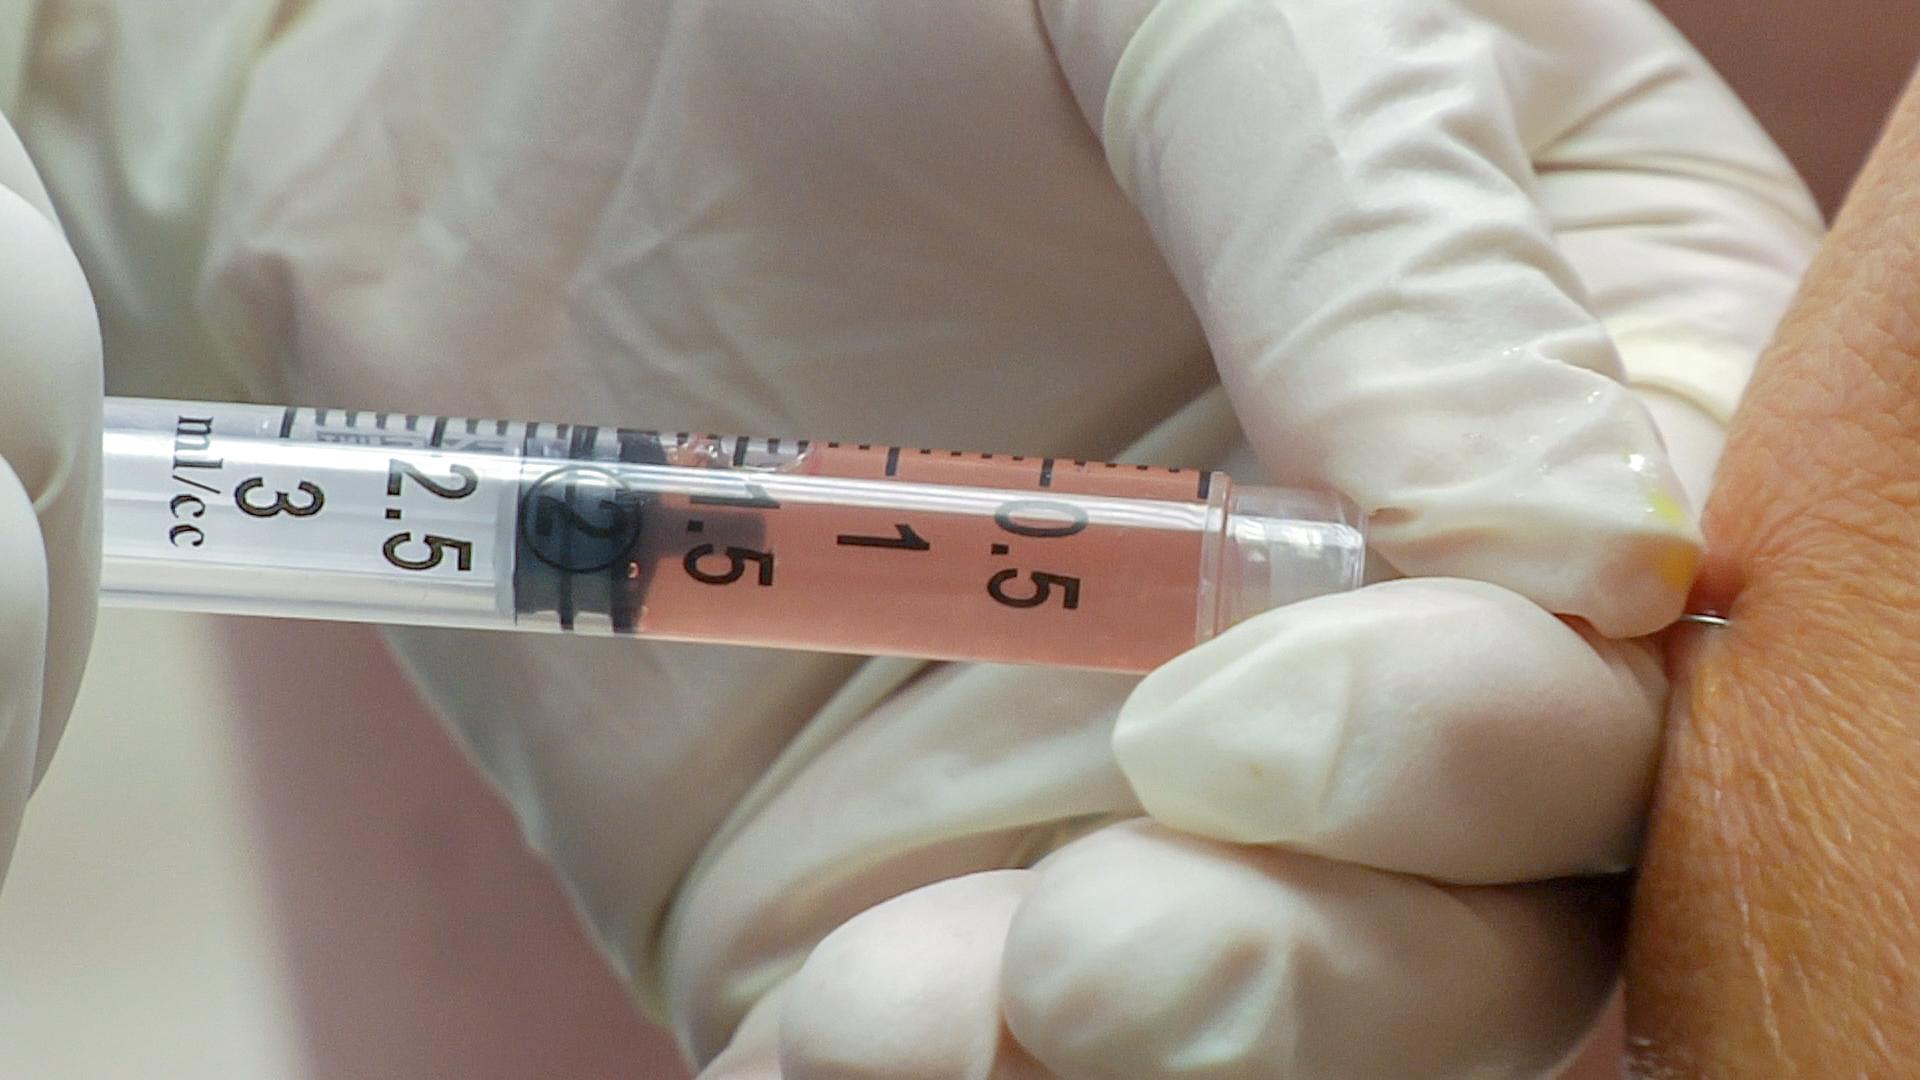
<box><xmin>234</xmin><ymin>477</ymin><xmax>325</xmax><ymax>518</ymax></box>
<box><xmin>388</xmin><ymin>459</ymin><xmax>478</xmax><ymax>499</ymax></box>
<box><xmin>987</xmin><ymin>569</ymin><xmax>1081</xmax><ymax>610</ymax></box>
<box><xmin>684</xmin><ymin>544</ymin><xmax>775</xmax><ymax>586</ymax></box>
<box><xmin>383</xmin><ymin>533</ymin><xmax>475</xmax><ymax>572</ymax></box>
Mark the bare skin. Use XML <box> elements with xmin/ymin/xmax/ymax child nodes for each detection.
<box><xmin>1624</xmin><ymin>66</ymin><xmax>1920</xmax><ymax>1076</ymax></box>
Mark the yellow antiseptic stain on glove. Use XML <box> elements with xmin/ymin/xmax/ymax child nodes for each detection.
<box><xmin>1644</xmin><ymin>474</ymin><xmax>1702</xmax><ymax>593</ymax></box>
<box><xmin>1656</xmin><ymin>539</ymin><xmax>1704</xmax><ymax>594</ymax></box>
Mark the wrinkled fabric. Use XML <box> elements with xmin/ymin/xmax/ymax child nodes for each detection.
<box><xmin>6</xmin><ymin>0</ymin><xmax>1820</xmax><ymax>1075</ymax></box>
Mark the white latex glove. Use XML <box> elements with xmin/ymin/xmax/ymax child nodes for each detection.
<box><xmin>11</xmin><ymin>0</ymin><xmax>1818</xmax><ymax>1075</ymax></box>
<box><xmin>0</xmin><ymin>110</ymin><xmax>101</xmax><ymax>886</ymax></box>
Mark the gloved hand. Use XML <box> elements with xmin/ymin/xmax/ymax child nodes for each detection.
<box><xmin>12</xmin><ymin>0</ymin><xmax>1817</xmax><ymax>1075</ymax></box>
<box><xmin>0</xmin><ymin>113</ymin><xmax>100</xmax><ymax>886</ymax></box>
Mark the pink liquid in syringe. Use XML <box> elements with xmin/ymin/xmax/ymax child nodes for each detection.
<box><xmin>512</xmin><ymin>436</ymin><xmax>1229</xmax><ymax>672</ymax></box>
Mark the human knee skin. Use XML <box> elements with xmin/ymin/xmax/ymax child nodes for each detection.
<box><xmin>1625</xmin><ymin>69</ymin><xmax>1920</xmax><ymax>1076</ymax></box>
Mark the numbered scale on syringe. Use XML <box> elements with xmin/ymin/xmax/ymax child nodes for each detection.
<box><xmin>107</xmin><ymin>404</ymin><xmax>515</xmax><ymax>626</ymax></box>
<box><xmin>103</xmin><ymin>400</ymin><xmax>1361</xmax><ymax>671</ymax></box>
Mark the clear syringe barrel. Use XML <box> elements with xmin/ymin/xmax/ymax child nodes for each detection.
<box><xmin>100</xmin><ymin>398</ymin><xmax>1366</xmax><ymax>673</ymax></box>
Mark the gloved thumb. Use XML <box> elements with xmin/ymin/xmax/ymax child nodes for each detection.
<box><xmin>696</xmin><ymin>825</ymin><xmax>1621</xmax><ymax>1079</ymax></box>
<box><xmin>1001</xmin><ymin>822</ymin><xmax>1620</xmax><ymax>1079</ymax></box>
<box><xmin>1038</xmin><ymin>0</ymin><xmax>1819</xmax><ymax>638</ymax></box>
<box><xmin>1115</xmin><ymin>577</ymin><xmax>1667</xmax><ymax>883</ymax></box>
<box><xmin>0</xmin><ymin>116</ymin><xmax>102</xmax><ymax>880</ymax></box>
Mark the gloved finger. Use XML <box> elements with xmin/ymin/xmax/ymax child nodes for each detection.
<box><xmin>774</xmin><ymin>869</ymin><xmax>1052</xmax><ymax>1080</ymax></box>
<box><xmin>0</xmin><ymin>116</ymin><xmax>102</xmax><ymax>792</ymax></box>
<box><xmin>1036</xmin><ymin>0</ymin><xmax>1818</xmax><ymax>638</ymax></box>
<box><xmin>661</xmin><ymin>658</ymin><xmax>1142</xmax><ymax>1064</ymax></box>
<box><xmin>1486</xmin><ymin>0</ymin><xmax>1818</xmax><ymax>503</ymax></box>
<box><xmin>0</xmin><ymin>465</ymin><xmax>50</xmax><ymax>877</ymax></box>
<box><xmin>1002</xmin><ymin>820</ymin><xmax>1621</xmax><ymax>1080</ymax></box>
<box><xmin>0</xmin><ymin>117</ymin><xmax>60</xmax><ymax>221</ymax></box>
<box><xmin>1115</xmin><ymin>577</ymin><xmax>1664</xmax><ymax>883</ymax></box>
<box><xmin>1514</xmin><ymin>1</ymin><xmax>1820</xmax><ymax>466</ymax></box>
<box><xmin>697</xmin><ymin>979</ymin><xmax>793</xmax><ymax>1080</ymax></box>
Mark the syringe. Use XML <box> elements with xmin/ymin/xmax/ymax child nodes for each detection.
<box><xmin>100</xmin><ymin>398</ymin><xmax>1366</xmax><ymax>673</ymax></box>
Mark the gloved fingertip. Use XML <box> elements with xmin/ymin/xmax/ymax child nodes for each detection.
<box><xmin>1585</xmin><ymin>528</ymin><xmax>1702</xmax><ymax>641</ymax></box>
<box><xmin>1422</xmin><ymin>512</ymin><xmax>1698</xmax><ymax>641</ymax></box>
<box><xmin>780</xmin><ymin>871</ymin><xmax>1035</xmax><ymax>1080</ymax></box>
<box><xmin>1240</xmin><ymin>329</ymin><xmax>1706</xmax><ymax>640</ymax></box>
<box><xmin>0</xmin><ymin>467</ymin><xmax>48</xmax><ymax>878</ymax></box>
<box><xmin>1115</xmin><ymin>578</ymin><xmax>1667</xmax><ymax>882</ymax></box>
<box><xmin>1003</xmin><ymin>822</ymin><xmax>1619</xmax><ymax>1078</ymax></box>
<box><xmin>698</xmin><ymin>1060</ymin><xmax>785</xmax><ymax>1080</ymax></box>
<box><xmin>696</xmin><ymin>979</ymin><xmax>791</xmax><ymax>1080</ymax></box>
<box><xmin>0</xmin><ymin>169</ymin><xmax>103</xmax><ymax>780</ymax></box>
<box><xmin>1360</xmin><ymin>399</ymin><xmax>1704</xmax><ymax>640</ymax></box>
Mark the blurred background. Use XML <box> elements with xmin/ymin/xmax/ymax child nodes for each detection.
<box><xmin>1</xmin><ymin>4</ymin><xmax>1915</xmax><ymax>1078</ymax></box>
<box><xmin>0</xmin><ymin>614</ymin><xmax>690</xmax><ymax>1078</ymax></box>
